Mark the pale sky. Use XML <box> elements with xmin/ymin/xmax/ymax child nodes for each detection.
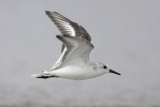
<box><xmin>0</xmin><ymin>0</ymin><xmax>160</xmax><ymax>106</ymax></box>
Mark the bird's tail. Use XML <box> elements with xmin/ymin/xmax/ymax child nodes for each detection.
<box><xmin>31</xmin><ymin>72</ymin><xmax>59</xmax><ymax>79</ymax></box>
<box><xmin>31</xmin><ymin>72</ymin><xmax>46</xmax><ymax>78</ymax></box>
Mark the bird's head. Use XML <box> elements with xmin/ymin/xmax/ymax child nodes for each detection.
<box><xmin>97</xmin><ymin>63</ymin><xmax>121</xmax><ymax>75</ymax></box>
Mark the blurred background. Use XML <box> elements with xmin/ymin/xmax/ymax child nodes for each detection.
<box><xmin>0</xmin><ymin>0</ymin><xmax>160</xmax><ymax>107</ymax></box>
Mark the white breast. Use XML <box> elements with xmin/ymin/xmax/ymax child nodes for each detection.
<box><xmin>50</xmin><ymin>65</ymin><xmax>106</xmax><ymax>80</ymax></box>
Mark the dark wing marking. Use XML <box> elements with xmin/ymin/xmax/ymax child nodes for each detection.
<box><xmin>46</xmin><ymin>11</ymin><xmax>91</xmax><ymax>53</ymax></box>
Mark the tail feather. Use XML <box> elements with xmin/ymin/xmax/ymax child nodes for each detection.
<box><xmin>31</xmin><ymin>72</ymin><xmax>59</xmax><ymax>79</ymax></box>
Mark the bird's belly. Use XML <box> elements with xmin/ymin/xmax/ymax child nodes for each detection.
<box><xmin>51</xmin><ymin>66</ymin><xmax>105</xmax><ymax>80</ymax></box>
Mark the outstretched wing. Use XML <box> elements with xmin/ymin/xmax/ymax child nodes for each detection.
<box><xmin>46</xmin><ymin>11</ymin><xmax>91</xmax><ymax>53</ymax></box>
<box><xmin>56</xmin><ymin>35</ymin><xmax>94</xmax><ymax>66</ymax></box>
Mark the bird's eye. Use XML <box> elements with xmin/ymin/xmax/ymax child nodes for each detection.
<box><xmin>103</xmin><ymin>66</ymin><xmax>107</xmax><ymax>69</ymax></box>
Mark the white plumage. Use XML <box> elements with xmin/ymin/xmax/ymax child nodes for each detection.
<box><xmin>31</xmin><ymin>11</ymin><xmax>120</xmax><ymax>80</ymax></box>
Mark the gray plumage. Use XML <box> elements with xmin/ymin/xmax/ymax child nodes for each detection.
<box><xmin>56</xmin><ymin>35</ymin><xmax>94</xmax><ymax>65</ymax></box>
<box><xmin>45</xmin><ymin>11</ymin><xmax>91</xmax><ymax>53</ymax></box>
<box><xmin>31</xmin><ymin>11</ymin><xmax>121</xmax><ymax>79</ymax></box>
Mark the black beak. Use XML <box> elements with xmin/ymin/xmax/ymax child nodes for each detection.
<box><xmin>109</xmin><ymin>69</ymin><xmax>121</xmax><ymax>75</ymax></box>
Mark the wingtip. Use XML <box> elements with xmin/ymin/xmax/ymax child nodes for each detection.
<box><xmin>45</xmin><ymin>11</ymin><xmax>59</xmax><ymax>15</ymax></box>
<box><xmin>56</xmin><ymin>35</ymin><xmax>62</xmax><ymax>39</ymax></box>
<box><xmin>56</xmin><ymin>35</ymin><xmax>71</xmax><ymax>43</ymax></box>
<box><xmin>45</xmin><ymin>10</ymin><xmax>51</xmax><ymax>15</ymax></box>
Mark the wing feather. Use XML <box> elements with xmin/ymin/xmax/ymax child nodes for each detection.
<box><xmin>56</xmin><ymin>35</ymin><xmax>94</xmax><ymax>66</ymax></box>
<box><xmin>46</xmin><ymin>11</ymin><xmax>91</xmax><ymax>53</ymax></box>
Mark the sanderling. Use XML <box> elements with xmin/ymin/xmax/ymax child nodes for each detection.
<box><xmin>31</xmin><ymin>11</ymin><xmax>121</xmax><ymax>80</ymax></box>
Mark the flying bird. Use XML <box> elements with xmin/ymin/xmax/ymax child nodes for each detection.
<box><xmin>32</xmin><ymin>11</ymin><xmax>121</xmax><ymax>80</ymax></box>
